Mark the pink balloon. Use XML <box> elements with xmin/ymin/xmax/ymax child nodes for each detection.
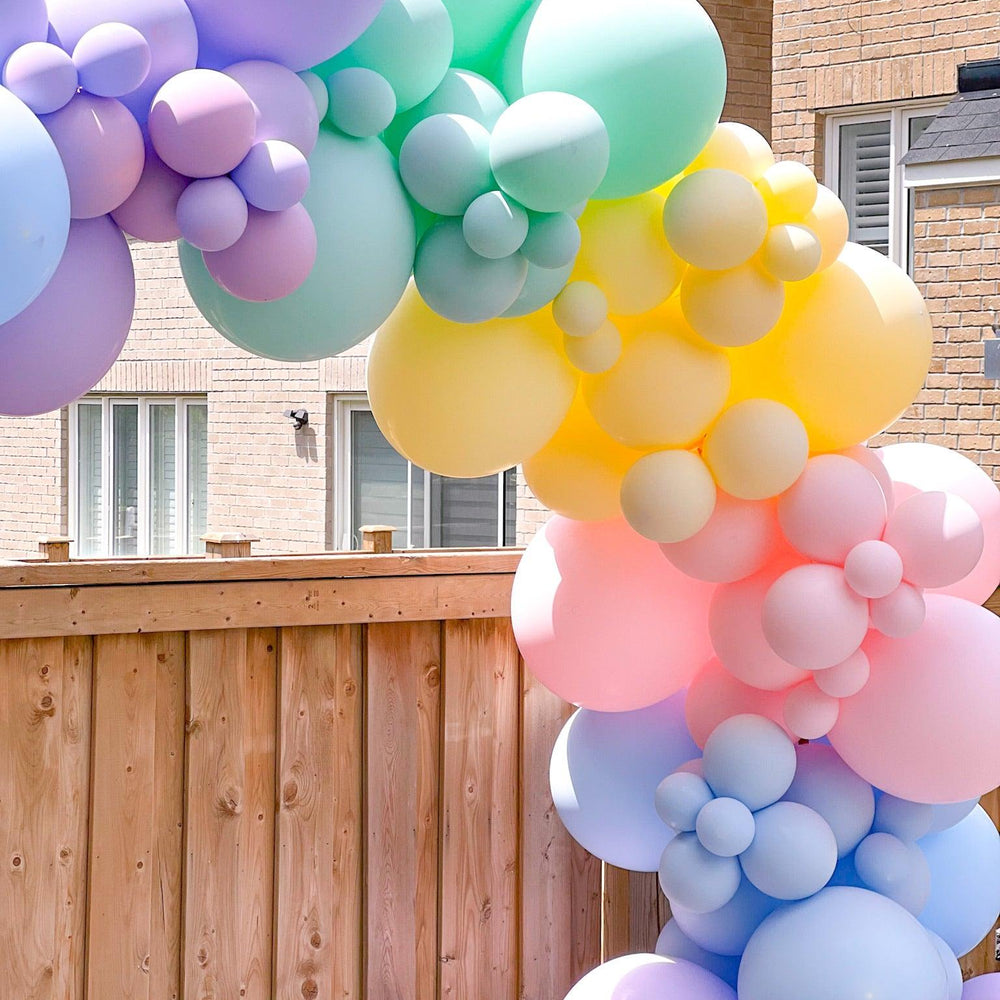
<box><xmin>778</xmin><ymin>454</ymin><xmax>887</xmax><ymax>563</ymax></box>
<box><xmin>149</xmin><ymin>68</ymin><xmax>256</xmax><ymax>178</ymax></box>
<box><xmin>964</xmin><ymin>974</ymin><xmax>1000</xmax><ymax>1000</ymax></box>
<box><xmin>2</xmin><ymin>41</ymin><xmax>78</xmax><ymax>114</ymax></box>
<box><xmin>843</xmin><ymin>539</ymin><xmax>903</xmax><ymax>599</ymax></box>
<box><xmin>762</xmin><ymin>564</ymin><xmax>870</xmax><ymax>671</ymax></box>
<box><xmin>111</xmin><ymin>138</ymin><xmax>189</xmax><ymax>242</ymax></box>
<box><xmin>831</xmin><ymin>595</ymin><xmax>1000</xmax><ymax>802</ymax></box>
<box><xmin>660</xmin><ymin>493</ymin><xmax>782</xmax><ymax>584</ymax></box>
<box><xmin>176</xmin><ymin>177</ymin><xmax>249</xmax><ymax>252</ymax></box>
<box><xmin>813</xmin><ymin>649</ymin><xmax>870</xmax><ymax>699</ymax></box>
<box><xmin>840</xmin><ymin>444</ymin><xmax>894</xmax><ymax>509</ymax></box>
<box><xmin>710</xmin><ymin>557</ymin><xmax>811</xmax><ymax>691</ymax></box>
<box><xmin>869</xmin><ymin>582</ymin><xmax>925</xmax><ymax>637</ymax></box>
<box><xmin>879</xmin><ymin>442</ymin><xmax>1000</xmax><ymax>603</ymax></box>
<box><xmin>224</xmin><ymin>60</ymin><xmax>320</xmax><ymax>155</ymax></box>
<box><xmin>511</xmin><ymin>517</ymin><xmax>716</xmax><ymax>712</ymax></box>
<box><xmin>41</xmin><ymin>93</ymin><xmax>145</xmax><ymax>219</ymax></box>
<box><xmin>204</xmin><ymin>205</ymin><xmax>317</xmax><ymax>302</ymax></box>
<box><xmin>73</xmin><ymin>22</ymin><xmax>151</xmax><ymax>98</ymax></box>
<box><xmin>783</xmin><ymin>681</ymin><xmax>839</xmax><ymax>740</ymax></box>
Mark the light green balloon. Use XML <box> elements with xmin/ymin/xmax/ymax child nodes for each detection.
<box><xmin>316</xmin><ymin>0</ymin><xmax>453</xmax><ymax>112</ymax></box>
<box><xmin>501</xmin><ymin>259</ymin><xmax>573</xmax><ymax>317</ymax></box>
<box><xmin>506</xmin><ymin>0</ymin><xmax>727</xmax><ymax>198</ymax></box>
<box><xmin>327</xmin><ymin>68</ymin><xmax>396</xmax><ymax>137</ymax></box>
<box><xmin>441</xmin><ymin>0</ymin><xmax>536</xmax><ymax>75</ymax></box>
<box><xmin>463</xmin><ymin>191</ymin><xmax>528</xmax><ymax>259</ymax></box>
<box><xmin>414</xmin><ymin>219</ymin><xmax>528</xmax><ymax>322</ymax></box>
<box><xmin>519</xmin><ymin>211</ymin><xmax>580</xmax><ymax>269</ymax></box>
<box><xmin>179</xmin><ymin>130</ymin><xmax>416</xmax><ymax>362</ymax></box>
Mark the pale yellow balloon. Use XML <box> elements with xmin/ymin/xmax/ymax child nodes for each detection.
<box><xmin>680</xmin><ymin>262</ymin><xmax>786</xmax><ymax>347</ymax></box>
<box><xmin>368</xmin><ymin>282</ymin><xmax>577</xmax><ymax>478</ymax></box>
<box><xmin>688</xmin><ymin>122</ymin><xmax>776</xmax><ymax>182</ymax></box>
<box><xmin>621</xmin><ymin>450</ymin><xmax>717</xmax><ymax>543</ymax></box>
<box><xmin>523</xmin><ymin>393</ymin><xmax>644</xmax><ymax>521</ymax></box>
<box><xmin>803</xmin><ymin>184</ymin><xmax>850</xmax><ymax>271</ymax></box>
<box><xmin>553</xmin><ymin>281</ymin><xmax>608</xmax><ymax>338</ymax></box>
<box><xmin>760</xmin><ymin>224</ymin><xmax>823</xmax><ymax>282</ymax></box>
<box><xmin>564</xmin><ymin>321</ymin><xmax>622</xmax><ymax>374</ymax></box>
<box><xmin>663</xmin><ymin>169</ymin><xmax>769</xmax><ymax>270</ymax></box>
<box><xmin>584</xmin><ymin>301</ymin><xmax>731</xmax><ymax>449</ymax></box>
<box><xmin>727</xmin><ymin>244</ymin><xmax>933</xmax><ymax>451</ymax></box>
<box><xmin>757</xmin><ymin>161</ymin><xmax>819</xmax><ymax>225</ymax></box>
<box><xmin>574</xmin><ymin>192</ymin><xmax>687</xmax><ymax>315</ymax></box>
<box><xmin>703</xmin><ymin>399</ymin><xmax>810</xmax><ymax>501</ymax></box>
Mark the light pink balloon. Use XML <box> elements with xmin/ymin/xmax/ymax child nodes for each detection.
<box><xmin>511</xmin><ymin>517</ymin><xmax>716</xmax><ymax>712</ymax></box>
<box><xmin>869</xmin><ymin>582</ymin><xmax>925</xmax><ymax>637</ymax></box>
<box><xmin>843</xmin><ymin>539</ymin><xmax>903</xmax><ymax>599</ymax></box>
<box><xmin>813</xmin><ymin>649</ymin><xmax>870</xmax><ymax>699</ymax></box>
<box><xmin>204</xmin><ymin>204</ymin><xmax>317</xmax><ymax>302</ymax></box>
<box><xmin>784</xmin><ymin>681</ymin><xmax>840</xmax><ymax>740</ymax></box>
<box><xmin>762</xmin><ymin>564</ymin><xmax>870</xmax><ymax>671</ymax></box>
<box><xmin>778</xmin><ymin>454</ymin><xmax>888</xmax><ymax>563</ymax></box>
<box><xmin>111</xmin><ymin>139</ymin><xmax>189</xmax><ymax>242</ymax></box>
<box><xmin>879</xmin><ymin>442</ymin><xmax>1000</xmax><ymax>603</ymax></box>
<box><xmin>840</xmin><ymin>444</ymin><xmax>894</xmax><ymax>509</ymax></box>
<box><xmin>660</xmin><ymin>493</ymin><xmax>782</xmax><ymax>584</ymax></box>
<box><xmin>831</xmin><ymin>595</ymin><xmax>1000</xmax><ymax>803</ymax></box>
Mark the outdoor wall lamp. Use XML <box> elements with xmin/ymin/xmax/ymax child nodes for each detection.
<box><xmin>284</xmin><ymin>409</ymin><xmax>309</xmax><ymax>430</ymax></box>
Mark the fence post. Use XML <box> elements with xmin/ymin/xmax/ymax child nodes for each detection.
<box><xmin>360</xmin><ymin>525</ymin><xmax>396</xmax><ymax>554</ymax></box>
<box><xmin>201</xmin><ymin>532</ymin><xmax>259</xmax><ymax>559</ymax></box>
<box><xmin>38</xmin><ymin>537</ymin><xmax>73</xmax><ymax>562</ymax></box>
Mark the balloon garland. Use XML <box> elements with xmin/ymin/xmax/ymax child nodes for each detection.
<box><xmin>0</xmin><ymin>1</ymin><xmax>999</xmax><ymax>997</ymax></box>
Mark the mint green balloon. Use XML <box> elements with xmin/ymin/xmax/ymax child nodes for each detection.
<box><xmin>179</xmin><ymin>130</ymin><xmax>415</xmax><ymax>362</ymax></box>
<box><xmin>502</xmin><ymin>259</ymin><xmax>573</xmax><ymax>317</ymax></box>
<box><xmin>327</xmin><ymin>68</ymin><xmax>396</xmax><ymax>137</ymax></box>
<box><xmin>506</xmin><ymin>0</ymin><xmax>726</xmax><ymax>198</ymax></box>
<box><xmin>520</xmin><ymin>211</ymin><xmax>580</xmax><ymax>269</ymax></box>
<box><xmin>316</xmin><ymin>0</ymin><xmax>453</xmax><ymax>112</ymax></box>
<box><xmin>441</xmin><ymin>0</ymin><xmax>536</xmax><ymax>75</ymax></box>
<box><xmin>463</xmin><ymin>191</ymin><xmax>528</xmax><ymax>259</ymax></box>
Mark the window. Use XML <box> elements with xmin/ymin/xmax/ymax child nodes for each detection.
<box><xmin>826</xmin><ymin>104</ymin><xmax>942</xmax><ymax>272</ymax></box>
<box><xmin>70</xmin><ymin>397</ymin><xmax>209</xmax><ymax>557</ymax></box>
<box><xmin>334</xmin><ymin>397</ymin><xmax>517</xmax><ymax>550</ymax></box>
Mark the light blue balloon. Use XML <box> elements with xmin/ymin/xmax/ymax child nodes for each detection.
<box><xmin>179</xmin><ymin>129</ymin><xmax>414</xmax><ymax>361</ymax></box>
<box><xmin>500</xmin><ymin>259</ymin><xmax>573</xmax><ymax>317</ymax></box>
<box><xmin>929</xmin><ymin>799</ymin><xmax>979</xmax><ymax>835</ymax></box>
<box><xmin>702</xmin><ymin>715</ymin><xmax>797</xmax><ymax>813</ymax></box>
<box><xmin>658</xmin><ymin>833</ymin><xmax>742</xmax><ymax>914</ymax></box>
<box><xmin>655</xmin><ymin>920</ymin><xmax>740</xmax><ymax>989</ymax></box>
<box><xmin>926</xmin><ymin>930</ymin><xmax>963</xmax><ymax>1000</ymax></box>
<box><xmin>463</xmin><ymin>191</ymin><xmax>528</xmax><ymax>259</ymax></box>
<box><xmin>0</xmin><ymin>86</ymin><xmax>71</xmax><ymax>325</ymax></box>
<box><xmin>854</xmin><ymin>832</ymin><xmax>930</xmax><ymax>916</ymax></box>
<box><xmin>326</xmin><ymin>67</ymin><xmax>396</xmax><ymax>138</ymax></box>
<box><xmin>783</xmin><ymin>743</ymin><xmax>875</xmax><ymax>858</ymax></box>
<box><xmin>918</xmin><ymin>805</ymin><xmax>1000</xmax><ymax>957</ymax></box>
<box><xmin>549</xmin><ymin>690</ymin><xmax>698</xmax><ymax>872</ymax></box>
<box><xmin>739</xmin><ymin>887</ymin><xmax>951</xmax><ymax>1000</ymax></box>
<box><xmin>696</xmin><ymin>798</ymin><xmax>756</xmax><ymax>858</ymax></box>
<box><xmin>520</xmin><ymin>210</ymin><xmax>580</xmax><ymax>269</ymax></box>
<box><xmin>672</xmin><ymin>876</ymin><xmax>781</xmax><ymax>957</ymax></box>
<box><xmin>413</xmin><ymin>219</ymin><xmax>527</xmax><ymax>322</ymax></box>
<box><xmin>875</xmin><ymin>793</ymin><xmax>935</xmax><ymax>842</ymax></box>
<box><xmin>655</xmin><ymin>771</ymin><xmax>715</xmax><ymax>834</ymax></box>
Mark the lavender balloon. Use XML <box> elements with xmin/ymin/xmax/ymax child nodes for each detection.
<box><xmin>232</xmin><ymin>140</ymin><xmax>311</xmax><ymax>212</ymax></box>
<box><xmin>111</xmin><ymin>139</ymin><xmax>189</xmax><ymax>242</ymax></box>
<box><xmin>964</xmin><ymin>974</ymin><xmax>1000</xmax><ymax>999</ymax></box>
<box><xmin>73</xmin><ymin>22</ymin><xmax>152</xmax><ymax>98</ymax></box>
<box><xmin>176</xmin><ymin>177</ymin><xmax>249</xmax><ymax>252</ymax></box>
<box><xmin>0</xmin><ymin>216</ymin><xmax>135</xmax><ymax>416</ymax></box>
<box><xmin>0</xmin><ymin>0</ymin><xmax>48</xmax><ymax>63</ymax></box>
<box><xmin>2</xmin><ymin>42</ymin><xmax>79</xmax><ymax>114</ymax></box>
<box><xmin>564</xmin><ymin>953</ymin><xmax>736</xmax><ymax>1000</ymax></box>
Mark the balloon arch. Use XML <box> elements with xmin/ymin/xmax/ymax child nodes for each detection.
<box><xmin>1</xmin><ymin>1</ymin><xmax>999</xmax><ymax>997</ymax></box>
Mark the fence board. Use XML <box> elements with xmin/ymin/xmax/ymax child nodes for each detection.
<box><xmin>961</xmin><ymin>786</ymin><xmax>1000</xmax><ymax>980</ymax></box>
<box><xmin>440</xmin><ymin>619</ymin><xmax>520</xmax><ymax>1000</ymax></box>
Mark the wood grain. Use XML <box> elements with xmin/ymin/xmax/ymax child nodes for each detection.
<box><xmin>961</xmin><ymin>786</ymin><xmax>1000</xmax><ymax>980</ymax></box>
<box><xmin>365</xmin><ymin>622</ymin><xmax>442</xmax><ymax>1000</ymax></box>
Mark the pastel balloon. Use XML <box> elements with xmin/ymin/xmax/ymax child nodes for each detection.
<box><xmin>928</xmin><ymin>931</ymin><xmax>964</xmax><ymax>1000</ymax></box>
<box><xmin>655</xmin><ymin>920</ymin><xmax>740</xmax><ymax>989</ymax></box>
<box><xmin>659</xmin><ymin>833</ymin><xmax>742</xmax><ymax>913</ymax></box>
<box><xmin>111</xmin><ymin>139</ymin><xmax>188</xmax><ymax>242</ymax></box>
<box><xmin>803</xmin><ymin>184</ymin><xmax>850</xmax><ymax>270</ymax></box>
<box><xmin>689</xmin><ymin>123</ymin><xmax>775</xmax><ymax>182</ymax></box>
<box><xmin>813</xmin><ymin>649</ymin><xmax>871</xmax><ymax>699</ymax></box>
<box><xmin>757</xmin><ymin>160</ymin><xmax>819</xmax><ymax>224</ymax></box>
<box><xmin>673</xmin><ymin>876</ymin><xmax>781</xmax><ymax>957</ymax></box>
<box><xmin>231</xmin><ymin>140</ymin><xmax>311</xmax><ymax>213</ymax></box>
<box><xmin>176</xmin><ymin>177</ymin><xmax>248</xmax><ymax>252</ymax></box>
<box><xmin>463</xmin><ymin>191</ymin><xmax>528</xmax><ymax>260</ymax></box>
<box><xmin>875</xmin><ymin>794</ymin><xmax>935</xmax><ymax>841</ymax></box>
<box><xmin>553</xmin><ymin>282</ymin><xmax>608</xmax><ymax>338</ymax></box>
<box><xmin>298</xmin><ymin>70</ymin><xmax>329</xmax><ymax>119</ymax></box>
<box><xmin>0</xmin><ymin>216</ymin><xmax>134</xmax><ymax>416</ymax></box>
<box><xmin>550</xmin><ymin>692</ymin><xmax>698</xmax><ymax>871</ymax></box>
<box><xmin>520</xmin><ymin>211</ymin><xmax>581</xmax><ymax>270</ymax></box>
<box><xmin>869</xmin><ymin>582</ymin><xmax>926</xmax><ymax>638</ymax></box>
<box><xmin>760</xmin><ymin>224</ymin><xmax>822</xmax><ymax>282</ymax></box>
<box><xmin>441</xmin><ymin>0</ymin><xmax>535</xmax><ymax>74</ymax></box>
<box><xmin>844</xmin><ymin>539</ymin><xmax>904</xmax><ymax>598</ymax></box>
<box><xmin>831</xmin><ymin>596</ymin><xmax>1000</xmax><ymax>802</ymax></box>
<box><xmin>563</xmin><ymin>322</ymin><xmax>622</xmax><ymax>375</ymax></box>
<box><xmin>511</xmin><ymin>517</ymin><xmax>716</xmax><ymax>712</ymax></box>
<box><xmin>565</xmin><ymin>953</ymin><xmax>736</xmax><ymax>1000</ymax></box>
<box><xmin>783</xmin><ymin>681</ymin><xmax>840</xmax><ymax>741</ymax></box>
<box><xmin>621</xmin><ymin>450</ymin><xmax>717</xmax><ymax>544</ymax></box>
<box><xmin>510</xmin><ymin>0</ymin><xmax>726</xmax><ymax>198</ymax></box>
<box><xmin>928</xmin><ymin>800</ymin><xmax>980</xmax><ymax>835</ymax></box>
<box><xmin>702</xmin><ymin>715</ymin><xmax>797</xmax><ymax>812</ymax></box>
<box><xmin>502</xmin><ymin>259</ymin><xmax>574</xmax><ymax>316</ymax></box>
<box><xmin>41</xmin><ymin>93</ymin><xmax>144</xmax><ymax>220</ymax></box>
<box><xmin>0</xmin><ymin>0</ymin><xmax>47</xmax><ymax>63</ymax></box>
<box><xmin>3</xmin><ymin>42</ymin><xmax>78</xmax><ymax>114</ymax></box>
<box><xmin>73</xmin><ymin>22</ymin><xmax>151</xmax><ymax>98</ymax></box>
<box><xmin>149</xmin><ymin>69</ymin><xmax>256</xmax><ymax>179</ymax></box>
<box><xmin>854</xmin><ymin>832</ymin><xmax>931</xmax><ymax>915</ymax></box>
<box><xmin>697</xmin><ymin>798</ymin><xmax>756</xmax><ymax>858</ymax></box>
<box><xmin>224</xmin><ymin>60</ymin><xmax>321</xmax><ymax>155</ymax></box>
<box><xmin>841</xmin><ymin>443</ymin><xmax>896</xmax><ymax>507</ymax></box>
<box><xmin>964</xmin><ymin>975</ymin><xmax>1000</xmax><ymax>1000</ymax></box>
<box><xmin>656</xmin><ymin>772</ymin><xmax>716</xmax><ymax>834</ymax></box>
<box><xmin>680</xmin><ymin>262</ymin><xmax>785</xmax><ymax>348</ymax></box>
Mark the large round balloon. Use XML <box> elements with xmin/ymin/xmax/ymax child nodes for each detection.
<box><xmin>511</xmin><ymin>517</ymin><xmax>716</xmax><ymax>712</ymax></box>
<box><xmin>506</xmin><ymin>0</ymin><xmax>727</xmax><ymax>198</ymax></box>
<box><xmin>180</xmin><ymin>129</ymin><xmax>415</xmax><ymax>361</ymax></box>
<box><xmin>442</xmin><ymin>0</ymin><xmax>536</xmax><ymax>75</ymax></box>
<box><xmin>0</xmin><ymin>0</ymin><xmax>48</xmax><ymax>64</ymax></box>
<box><xmin>964</xmin><ymin>975</ymin><xmax>1000</xmax><ymax>999</ymax></box>
<box><xmin>830</xmin><ymin>596</ymin><xmax>1000</xmax><ymax>803</ymax></box>
<box><xmin>0</xmin><ymin>216</ymin><xmax>135</xmax><ymax>416</ymax></box>
<box><xmin>565</xmin><ymin>953</ymin><xmax>736</xmax><ymax>1000</ymax></box>
<box><xmin>0</xmin><ymin>86</ymin><xmax>71</xmax><ymax>326</ymax></box>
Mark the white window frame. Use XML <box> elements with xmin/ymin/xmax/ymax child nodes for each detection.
<box><xmin>333</xmin><ymin>394</ymin><xmax>513</xmax><ymax>551</ymax></box>
<box><xmin>68</xmin><ymin>395</ymin><xmax>208</xmax><ymax>558</ymax></box>
<box><xmin>824</xmin><ymin>100</ymin><xmax>948</xmax><ymax>271</ymax></box>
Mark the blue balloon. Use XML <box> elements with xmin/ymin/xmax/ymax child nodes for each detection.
<box><xmin>550</xmin><ymin>691</ymin><xmax>698</xmax><ymax>872</ymax></box>
<box><xmin>875</xmin><ymin>793</ymin><xmax>935</xmax><ymax>842</ymax></box>
<box><xmin>659</xmin><ymin>833</ymin><xmax>742</xmax><ymax>914</ymax></box>
<box><xmin>655</xmin><ymin>771</ymin><xmax>715</xmax><ymax>834</ymax></box>
<box><xmin>854</xmin><ymin>832</ymin><xmax>931</xmax><ymax>915</ymax></box>
<box><xmin>0</xmin><ymin>86</ymin><xmax>71</xmax><ymax>325</ymax></box>
<box><xmin>739</xmin><ymin>887</ymin><xmax>951</xmax><ymax>1000</ymax></box>
<box><xmin>655</xmin><ymin>919</ymin><xmax>741</xmax><ymax>989</ymax></box>
<box><xmin>929</xmin><ymin>799</ymin><xmax>979</xmax><ymax>835</ymax></box>
<box><xmin>926</xmin><ymin>930</ymin><xmax>963</xmax><ymax>1000</ymax></box>
<box><xmin>918</xmin><ymin>805</ymin><xmax>1000</xmax><ymax>957</ymax></box>
<box><xmin>702</xmin><ymin>715</ymin><xmax>797</xmax><ymax>812</ymax></box>
<box><xmin>500</xmin><ymin>259</ymin><xmax>573</xmax><ymax>317</ymax></box>
<box><xmin>696</xmin><ymin>798</ymin><xmax>756</xmax><ymax>858</ymax></box>
<box><xmin>672</xmin><ymin>876</ymin><xmax>781</xmax><ymax>957</ymax></box>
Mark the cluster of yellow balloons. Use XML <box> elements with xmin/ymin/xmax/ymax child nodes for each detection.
<box><xmin>367</xmin><ymin>122</ymin><xmax>934</xmax><ymax>544</ymax></box>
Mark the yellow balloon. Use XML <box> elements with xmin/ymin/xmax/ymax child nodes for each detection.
<box><xmin>584</xmin><ymin>301</ymin><xmax>731</xmax><ymax>449</ymax></box>
<box><xmin>803</xmin><ymin>184</ymin><xmax>850</xmax><ymax>271</ymax></box>
<box><xmin>523</xmin><ymin>393</ymin><xmax>644</xmax><ymax>521</ymax></box>
<box><xmin>728</xmin><ymin>244</ymin><xmax>933</xmax><ymax>451</ymax></box>
<box><xmin>757</xmin><ymin>161</ymin><xmax>819</xmax><ymax>225</ymax></box>
<box><xmin>663</xmin><ymin>169</ymin><xmax>769</xmax><ymax>270</ymax></box>
<box><xmin>368</xmin><ymin>282</ymin><xmax>577</xmax><ymax>478</ymax></box>
<box><xmin>760</xmin><ymin>224</ymin><xmax>822</xmax><ymax>282</ymax></box>
<box><xmin>574</xmin><ymin>192</ymin><xmax>687</xmax><ymax>315</ymax></box>
<box><xmin>689</xmin><ymin>122</ymin><xmax>775</xmax><ymax>182</ymax></box>
<box><xmin>680</xmin><ymin>262</ymin><xmax>785</xmax><ymax>347</ymax></box>
<box><xmin>620</xmin><ymin>449</ymin><xmax>717</xmax><ymax>543</ymax></box>
<box><xmin>564</xmin><ymin>321</ymin><xmax>623</xmax><ymax>374</ymax></box>
<box><xmin>703</xmin><ymin>399</ymin><xmax>809</xmax><ymax>500</ymax></box>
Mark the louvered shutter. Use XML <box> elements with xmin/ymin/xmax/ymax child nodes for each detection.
<box><xmin>838</xmin><ymin>119</ymin><xmax>891</xmax><ymax>255</ymax></box>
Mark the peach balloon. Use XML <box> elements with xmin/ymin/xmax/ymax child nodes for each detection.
<box><xmin>784</xmin><ymin>681</ymin><xmax>840</xmax><ymax>741</ymax></box>
<box><xmin>802</xmin><ymin>184</ymin><xmax>849</xmax><ymax>271</ymax></box>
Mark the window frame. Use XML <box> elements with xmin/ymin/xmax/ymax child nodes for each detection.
<box><xmin>68</xmin><ymin>395</ymin><xmax>209</xmax><ymax>558</ymax></box>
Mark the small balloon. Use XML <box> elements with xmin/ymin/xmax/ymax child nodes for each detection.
<box><xmin>760</xmin><ymin>224</ymin><xmax>822</xmax><ymax>282</ymax></box>
<box><xmin>552</xmin><ymin>281</ymin><xmax>608</xmax><ymax>338</ymax></box>
<box><xmin>702</xmin><ymin>715</ymin><xmax>797</xmax><ymax>812</ymax></box>
<box><xmin>520</xmin><ymin>211</ymin><xmax>581</xmax><ymax>270</ymax></box>
<box><xmin>3</xmin><ymin>42</ymin><xmax>78</xmax><ymax>114</ymax></box>
<box><xmin>680</xmin><ymin>262</ymin><xmax>785</xmax><ymax>348</ymax></box>
<box><xmin>672</xmin><ymin>876</ymin><xmax>781</xmax><ymax>957</ymax></box>
<box><xmin>656</xmin><ymin>772</ymin><xmax>716</xmax><ymax>834</ymax></box>
<box><xmin>231</xmin><ymin>140</ymin><xmax>311</xmax><ymax>213</ymax></box>
<box><xmin>783</xmin><ymin>681</ymin><xmax>840</xmax><ymax>741</ymax></box>
<box><xmin>620</xmin><ymin>450</ymin><xmax>717</xmax><ymax>544</ymax></box>
<box><xmin>463</xmin><ymin>191</ymin><xmax>529</xmax><ymax>260</ymax></box>
<box><xmin>854</xmin><ymin>832</ymin><xmax>930</xmax><ymax>915</ymax></box>
<box><xmin>869</xmin><ymin>582</ymin><xmax>926</xmax><ymax>638</ymax></box>
<box><xmin>73</xmin><ymin>22</ymin><xmax>151</xmax><ymax>98</ymax></box>
<box><xmin>659</xmin><ymin>833</ymin><xmax>742</xmax><ymax>914</ymax></box>
<box><xmin>689</xmin><ymin>122</ymin><xmax>775</xmax><ymax>182</ymax></box>
<box><xmin>696</xmin><ymin>798</ymin><xmax>757</xmax><ymax>858</ymax></box>
<box><xmin>326</xmin><ymin>66</ymin><xmax>396</xmax><ymax>138</ymax></box>
<box><xmin>563</xmin><ymin>322</ymin><xmax>622</xmax><ymax>375</ymax></box>
<box><xmin>757</xmin><ymin>161</ymin><xmax>819</xmax><ymax>224</ymax></box>
<box><xmin>176</xmin><ymin>176</ymin><xmax>248</xmax><ymax>252</ymax></box>
<box><xmin>111</xmin><ymin>139</ymin><xmax>188</xmax><ymax>242</ymax></box>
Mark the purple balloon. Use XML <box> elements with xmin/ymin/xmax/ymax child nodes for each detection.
<box><xmin>2</xmin><ymin>42</ymin><xmax>79</xmax><ymax>115</ymax></box>
<box><xmin>111</xmin><ymin>138</ymin><xmax>189</xmax><ymax>242</ymax></box>
<box><xmin>224</xmin><ymin>60</ymin><xmax>320</xmax><ymax>155</ymax></box>
<box><xmin>231</xmin><ymin>140</ymin><xmax>311</xmax><ymax>212</ymax></box>
<box><xmin>964</xmin><ymin>974</ymin><xmax>1000</xmax><ymax>999</ymax></box>
<box><xmin>73</xmin><ymin>22</ymin><xmax>152</xmax><ymax>99</ymax></box>
<box><xmin>0</xmin><ymin>0</ymin><xmax>48</xmax><ymax>63</ymax></box>
<box><xmin>565</xmin><ymin>954</ymin><xmax>736</xmax><ymax>1000</ymax></box>
<box><xmin>41</xmin><ymin>93</ymin><xmax>145</xmax><ymax>219</ymax></box>
<box><xmin>177</xmin><ymin>177</ymin><xmax>249</xmax><ymax>252</ymax></box>
<box><xmin>0</xmin><ymin>216</ymin><xmax>135</xmax><ymax>416</ymax></box>
<box><xmin>46</xmin><ymin>0</ymin><xmax>198</xmax><ymax>125</ymax></box>
<box><xmin>185</xmin><ymin>0</ymin><xmax>384</xmax><ymax>72</ymax></box>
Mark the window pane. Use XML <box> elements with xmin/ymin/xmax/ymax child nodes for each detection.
<box><xmin>838</xmin><ymin>119</ymin><xmax>891</xmax><ymax>255</ymax></box>
<box><xmin>410</xmin><ymin>463</ymin><xmax>425</xmax><ymax>548</ymax></box>
<box><xmin>112</xmin><ymin>404</ymin><xmax>139</xmax><ymax>556</ymax></box>
<box><xmin>76</xmin><ymin>404</ymin><xmax>103</xmax><ymax>557</ymax></box>
<box><xmin>149</xmin><ymin>403</ymin><xmax>176</xmax><ymax>555</ymax></box>
<box><xmin>503</xmin><ymin>468</ymin><xmax>517</xmax><ymax>546</ymax></box>
<box><xmin>351</xmin><ymin>409</ymin><xmax>407</xmax><ymax>550</ymax></box>
<box><xmin>430</xmin><ymin>474</ymin><xmax>500</xmax><ymax>547</ymax></box>
<box><xmin>908</xmin><ymin>115</ymin><xmax>935</xmax><ymax>146</ymax></box>
<box><xmin>186</xmin><ymin>403</ymin><xmax>208</xmax><ymax>554</ymax></box>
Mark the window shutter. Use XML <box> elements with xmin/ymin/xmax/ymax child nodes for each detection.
<box><xmin>430</xmin><ymin>474</ymin><xmax>501</xmax><ymax>548</ymax></box>
<box><xmin>838</xmin><ymin>119</ymin><xmax>891</xmax><ymax>255</ymax></box>
<box><xmin>350</xmin><ymin>409</ymin><xmax>408</xmax><ymax>548</ymax></box>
